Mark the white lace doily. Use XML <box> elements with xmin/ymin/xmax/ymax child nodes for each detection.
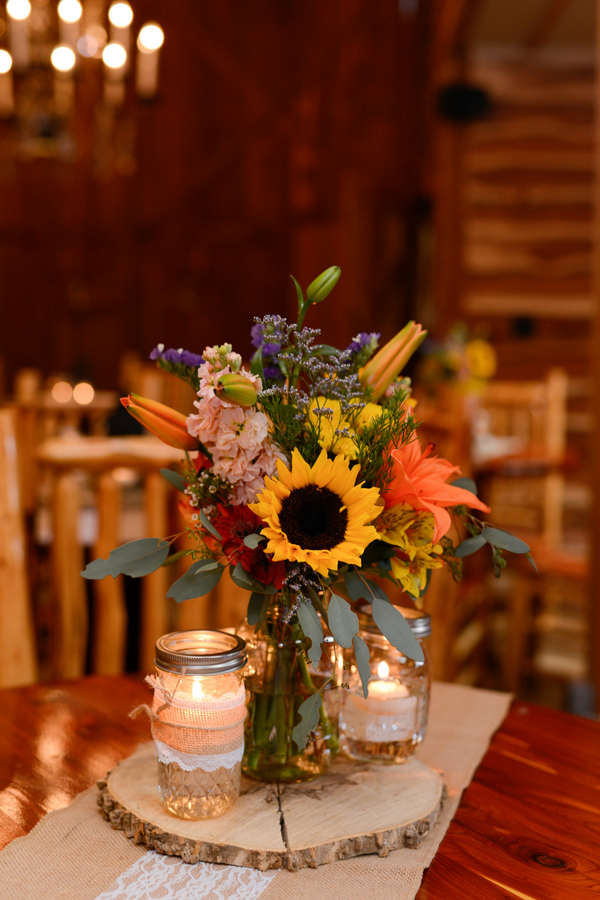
<box><xmin>94</xmin><ymin>852</ymin><xmax>277</xmax><ymax>900</ymax></box>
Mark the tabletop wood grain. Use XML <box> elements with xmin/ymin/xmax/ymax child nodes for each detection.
<box><xmin>0</xmin><ymin>676</ymin><xmax>598</xmax><ymax>899</ymax></box>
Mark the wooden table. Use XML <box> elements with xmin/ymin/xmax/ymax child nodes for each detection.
<box><xmin>0</xmin><ymin>676</ymin><xmax>598</xmax><ymax>898</ymax></box>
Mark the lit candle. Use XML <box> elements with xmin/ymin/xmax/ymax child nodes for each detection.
<box><xmin>102</xmin><ymin>42</ymin><xmax>127</xmax><ymax>105</ymax></box>
<box><xmin>50</xmin><ymin>45</ymin><xmax>76</xmax><ymax>116</ymax></box>
<box><xmin>108</xmin><ymin>2</ymin><xmax>133</xmax><ymax>64</ymax></box>
<box><xmin>149</xmin><ymin>630</ymin><xmax>247</xmax><ymax>820</ymax></box>
<box><xmin>57</xmin><ymin>0</ymin><xmax>82</xmax><ymax>50</ymax></box>
<box><xmin>136</xmin><ymin>22</ymin><xmax>164</xmax><ymax>98</ymax></box>
<box><xmin>6</xmin><ymin>0</ymin><xmax>31</xmax><ymax>72</ymax></box>
<box><xmin>341</xmin><ymin>661</ymin><xmax>418</xmax><ymax>743</ymax></box>
<box><xmin>0</xmin><ymin>50</ymin><xmax>14</xmax><ymax>117</ymax></box>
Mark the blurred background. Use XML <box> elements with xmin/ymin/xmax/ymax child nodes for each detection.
<box><xmin>1</xmin><ymin>0</ymin><xmax>598</xmax><ymax>719</ymax></box>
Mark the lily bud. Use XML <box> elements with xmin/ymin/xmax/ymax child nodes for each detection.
<box><xmin>306</xmin><ymin>266</ymin><xmax>341</xmax><ymax>305</ymax></box>
<box><xmin>121</xmin><ymin>394</ymin><xmax>199</xmax><ymax>451</ymax></box>
<box><xmin>215</xmin><ymin>373</ymin><xmax>258</xmax><ymax>407</ymax></box>
<box><xmin>359</xmin><ymin>321</ymin><xmax>427</xmax><ymax>401</ymax></box>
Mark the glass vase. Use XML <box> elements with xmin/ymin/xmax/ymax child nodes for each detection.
<box><xmin>237</xmin><ymin>603</ymin><xmax>341</xmax><ymax>783</ymax></box>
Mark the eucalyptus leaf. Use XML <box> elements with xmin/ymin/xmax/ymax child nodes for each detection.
<box><xmin>451</xmin><ymin>477</ymin><xmax>478</xmax><ymax>496</ymax></box>
<box><xmin>243</xmin><ymin>532</ymin><xmax>266</xmax><ymax>549</ymax></box>
<box><xmin>160</xmin><ymin>468</ymin><xmax>186</xmax><ymax>493</ymax></box>
<box><xmin>454</xmin><ymin>534</ymin><xmax>487</xmax><ymax>558</ymax></box>
<box><xmin>296</xmin><ymin>601</ymin><xmax>324</xmax><ymax>668</ymax></box>
<box><xmin>82</xmin><ymin>538</ymin><xmax>170</xmax><ymax>580</ymax></box>
<box><xmin>481</xmin><ymin>526</ymin><xmax>530</xmax><ymax>555</ymax></box>
<box><xmin>344</xmin><ymin>569</ymin><xmax>368</xmax><ymax>603</ymax></box>
<box><xmin>166</xmin><ymin>559</ymin><xmax>225</xmax><ymax>602</ymax></box>
<box><xmin>307</xmin><ymin>587</ymin><xmax>329</xmax><ymax>627</ymax></box>
<box><xmin>328</xmin><ymin>593</ymin><xmax>359</xmax><ymax>649</ymax></box>
<box><xmin>352</xmin><ymin>634</ymin><xmax>371</xmax><ymax>698</ymax></box>
<box><xmin>200</xmin><ymin>510</ymin><xmax>221</xmax><ymax>540</ymax></box>
<box><xmin>526</xmin><ymin>552</ymin><xmax>538</xmax><ymax>574</ymax></box>
<box><xmin>247</xmin><ymin>591</ymin><xmax>269</xmax><ymax>626</ymax></box>
<box><xmin>292</xmin><ymin>691</ymin><xmax>322</xmax><ymax>751</ymax></box>
<box><xmin>230</xmin><ymin>562</ymin><xmax>276</xmax><ymax>594</ymax></box>
<box><xmin>371</xmin><ymin>598</ymin><xmax>425</xmax><ymax>662</ymax></box>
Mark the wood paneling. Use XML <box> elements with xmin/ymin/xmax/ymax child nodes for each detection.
<box><xmin>3</xmin><ymin>1</ymin><xmax>427</xmax><ymax>391</ymax></box>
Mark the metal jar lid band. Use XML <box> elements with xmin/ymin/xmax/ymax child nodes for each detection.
<box><xmin>155</xmin><ymin>630</ymin><xmax>247</xmax><ymax>675</ymax></box>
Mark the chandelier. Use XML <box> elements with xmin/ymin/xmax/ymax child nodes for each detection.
<box><xmin>0</xmin><ymin>0</ymin><xmax>163</xmax><ymax>168</ymax></box>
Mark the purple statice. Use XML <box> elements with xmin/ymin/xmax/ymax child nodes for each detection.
<box><xmin>345</xmin><ymin>332</ymin><xmax>380</xmax><ymax>370</ymax></box>
<box><xmin>149</xmin><ymin>344</ymin><xmax>203</xmax><ymax>391</ymax></box>
<box><xmin>150</xmin><ymin>345</ymin><xmax>204</xmax><ymax>367</ymax></box>
<box><xmin>251</xmin><ymin>318</ymin><xmax>286</xmax><ymax>382</ymax></box>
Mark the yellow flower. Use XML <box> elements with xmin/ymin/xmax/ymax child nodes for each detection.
<box><xmin>249</xmin><ymin>448</ymin><xmax>382</xmax><ymax>577</ymax></box>
<box><xmin>308</xmin><ymin>398</ymin><xmax>384</xmax><ymax>459</ymax></box>
<box><xmin>380</xmin><ymin>507</ymin><xmax>444</xmax><ymax>596</ymax></box>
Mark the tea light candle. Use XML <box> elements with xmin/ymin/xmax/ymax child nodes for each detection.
<box><xmin>341</xmin><ymin>662</ymin><xmax>418</xmax><ymax>743</ymax></box>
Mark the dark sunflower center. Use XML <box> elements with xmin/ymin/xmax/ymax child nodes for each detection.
<box><xmin>279</xmin><ymin>484</ymin><xmax>348</xmax><ymax>551</ymax></box>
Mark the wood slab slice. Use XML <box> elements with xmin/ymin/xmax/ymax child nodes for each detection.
<box><xmin>98</xmin><ymin>742</ymin><xmax>445</xmax><ymax>871</ymax></box>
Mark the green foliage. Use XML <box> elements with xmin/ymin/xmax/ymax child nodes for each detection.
<box><xmin>352</xmin><ymin>634</ymin><xmax>371</xmax><ymax>698</ymax></box>
<box><xmin>230</xmin><ymin>562</ymin><xmax>277</xmax><ymax>594</ymax></box>
<box><xmin>292</xmin><ymin>690</ymin><xmax>323</xmax><ymax>752</ymax></box>
<box><xmin>160</xmin><ymin>468</ymin><xmax>187</xmax><ymax>493</ymax></box>
<box><xmin>354</xmin><ymin>393</ymin><xmax>417</xmax><ymax>490</ymax></box>
<box><xmin>166</xmin><ymin>559</ymin><xmax>225</xmax><ymax>602</ymax></box>
<box><xmin>327</xmin><ymin>593</ymin><xmax>359</xmax><ymax>648</ymax></box>
<box><xmin>296</xmin><ymin>600</ymin><xmax>324</xmax><ymax>668</ymax></box>
<box><xmin>247</xmin><ymin>592</ymin><xmax>271</xmax><ymax>628</ymax></box>
<box><xmin>371</xmin><ymin>598</ymin><xmax>425</xmax><ymax>662</ymax></box>
<box><xmin>81</xmin><ymin>538</ymin><xmax>170</xmax><ymax>580</ymax></box>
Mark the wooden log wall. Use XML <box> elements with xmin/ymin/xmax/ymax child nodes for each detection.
<box><xmin>1</xmin><ymin>0</ymin><xmax>427</xmax><ymax>391</ymax></box>
<box><xmin>444</xmin><ymin>50</ymin><xmax>595</xmax><ymax>382</ymax></box>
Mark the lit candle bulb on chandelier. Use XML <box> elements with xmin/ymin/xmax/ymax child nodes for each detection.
<box><xmin>0</xmin><ymin>50</ymin><xmax>14</xmax><ymax>117</ymax></box>
<box><xmin>51</xmin><ymin>44</ymin><xmax>76</xmax><ymax>116</ymax></box>
<box><xmin>136</xmin><ymin>22</ymin><xmax>164</xmax><ymax>98</ymax></box>
<box><xmin>102</xmin><ymin>41</ymin><xmax>127</xmax><ymax>106</ymax></box>
<box><xmin>6</xmin><ymin>0</ymin><xmax>31</xmax><ymax>71</ymax></box>
<box><xmin>57</xmin><ymin>0</ymin><xmax>82</xmax><ymax>50</ymax></box>
<box><xmin>108</xmin><ymin>1</ymin><xmax>133</xmax><ymax>64</ymax></box>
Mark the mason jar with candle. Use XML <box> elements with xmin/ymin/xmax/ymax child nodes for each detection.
<box><xmin>340</xmin><ymin>606</ymin><xmax>431</xmax><ymax>764</ymax></box>
<box><xmin>149</xmin><ymin>630</ymin><xmax>247</xmax><ymax>819</ymax></box>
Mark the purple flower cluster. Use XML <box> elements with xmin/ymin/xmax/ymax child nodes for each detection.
<box><xmin>251</xmin><ymin>319</ymin><xmax>286</xmax><ymax>381</ymax></box>
<box><xmin>150</xmin><ymin>346</ymin><xmax>205</xmax><ymax>367</ymax></box>
<box><xmin>346</xmin><ymin>332</ymin><xmax>380</xmax><ymax>356</ymax></box>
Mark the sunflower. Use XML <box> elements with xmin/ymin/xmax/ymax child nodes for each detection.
<box><xmin>249</xmin><ymin>448</ymin><xmax>382</xmax><ymax>577</ymax></box>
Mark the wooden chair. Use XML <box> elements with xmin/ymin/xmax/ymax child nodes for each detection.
<box><xmin>472</xmin><ymin>369</ymin><xmax>590</xmax><ymax>692</ymax></box>
<box><xmin>0</xmin><ymin>409</ymin><xmax>38</xmax><ymax>687</ymax></box>
<box><xmin>37</xmin><ymin>435</ymin><xmax>192</xmax><ymax>678</ymax></box>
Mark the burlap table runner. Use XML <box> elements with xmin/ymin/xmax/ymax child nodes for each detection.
<box><xmin>0</xmin><ymin>682</ymin><xmax>511</xmax><ymax>900</ymax></box>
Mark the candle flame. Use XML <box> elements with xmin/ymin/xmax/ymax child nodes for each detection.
<box><xmin>377</xmin><ymin>661</ymin><xmax>390</xmax><ymax>679</ymax></box>
<box><xmin>191</xmin><ymin>679</ymin><xmax>204</xmax><ymax>700</ymax></box>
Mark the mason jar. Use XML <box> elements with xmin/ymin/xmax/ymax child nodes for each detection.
<box><xmin>150</xmin><ymin>630</ymin><xmax>247</xmax><ymax>819</ymax></box>
<box><xmin>340</xmin><ymin>606</ymin><xmax>432</xmax><ymax>764</ymax></box>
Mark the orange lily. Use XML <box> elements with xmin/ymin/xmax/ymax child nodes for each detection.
<box><xmin>360</xmin><ymin>321</ymin><xmax>426</xmax><ymax>401</ymax></box>
<box><xmin>383</xmin><ymin>437</ymin><xmax>490</xmax><ymax>544</ymax></box>
<box><xmin>121</xmin><ymin>393</ymin><xmax>199</xmax><ymax>451</ymax></box>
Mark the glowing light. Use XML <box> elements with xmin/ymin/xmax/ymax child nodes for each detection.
<box><xmin>102</xmin><ymin>42</ymin><xmax>127</xmax><ymax>69</ymax></box>
<box><xmin>6</xmin><ymin>0</ymin><xmax>31</xmax><ymax>21</ymax></box>
<box><xmin>137</xmin><ymin>23</ymin><xmax>164</xmax><ymax>52</ymax></box>
<box><xmin>51</xmin><ymin>44</ymin><xmax>76</xmax><ymax>72</ymax></box>
<box><xmin>51</xmin><ymin>382</ymin><xmax>73</xmax><ymax>403</ymax></box>
<box><xmin>377</xmin><ymin>661</ymin><xmax>390</xmax><ymax>680</ymax></box>
<box><xmin>73</xmin><ymin>382</ymin><xmax>94</xmax><ymax>405</ymax></box>
<box><xmin>77</xmin><ymin>34</ymin><xmax>97</xmax><ymax>57</ymax></box>
<box><xmin>0</xmin><ymin>50</ymin><xmax>12</xmax><ymax>74</ymax></box>
<box><xmin>191</xmin><ymin>679</ymin><xmax>205</xmax><ymax>700</ymax></box>
<box><xmin>57</xmin><ymin>0</ymin><xmax>82</xmax><ymax>23</ymax></box>
<box><xmin>108</xmin><ymin>2</ymin><xmax>133</xmax><ymax>28</ymax></box>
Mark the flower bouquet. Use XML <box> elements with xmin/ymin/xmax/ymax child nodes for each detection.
<box><xmin>84</xmin><ymin>267</ymin><xmax>532</xmax><ymax>782</ymax></box>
